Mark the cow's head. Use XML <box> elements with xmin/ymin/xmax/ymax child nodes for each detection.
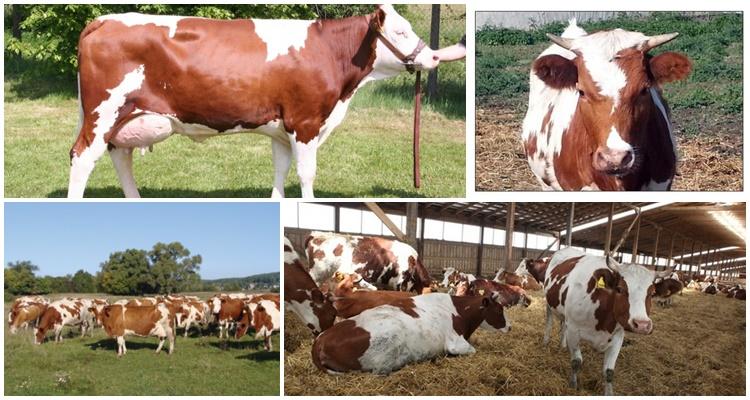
<box><xmin>608</xmin><ymin>261</ymin><xmax>673</xmax><ymax>334</ymax></box>
<box><xmin>371</xmin><ymin>4</ymin><xmax>439</xmax><ymax>76</ymax></box>
<box><xmin>478</xmin><ymin>292</ymin><xmax>512</xmax><ymax>333</ymax></box>
<box><xmin>235</xmin><ymin>305</ymin><xmax>253</xmax><ymax>339</ymax></box>
<box><xmin>209</xmin><ymin>296</ymin><xmax>222</xmax><ymax>315</ymax></box>
<box><xmin>534</xmin><ymin>28</ymin><xmax>691</xmax><ymax>175</ymax></box>
<box><xmin>440</xmin><ymin>267</ymin><xmax>457</xmax><ymax>287</ymax></box>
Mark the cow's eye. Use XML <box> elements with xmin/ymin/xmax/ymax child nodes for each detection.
<box><xmin>578</xmin><ymin>89</ymin><xmax>586</xmax><ymax>98</ymax></box>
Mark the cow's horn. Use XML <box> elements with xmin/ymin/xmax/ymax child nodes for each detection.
<box><xmin>546</xmin><ymin>33</ymin><xmax>574</xmax><ymax>50</ymax></box>
<box><xmin>644</xmin><ymin>33</ymin><xmax>679</xmax><ymax>51</ymax></box>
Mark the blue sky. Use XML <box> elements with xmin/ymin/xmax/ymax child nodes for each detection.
<box><xmin>4</xmin><ymin>202</ymin><xmax>279</xmax><ymax>279</ymax></box>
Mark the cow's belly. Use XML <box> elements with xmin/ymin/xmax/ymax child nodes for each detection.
<box><xmin>110</xmin><ymin>112</ymin><xmax>290</xmax><ymax>148</ymax></box>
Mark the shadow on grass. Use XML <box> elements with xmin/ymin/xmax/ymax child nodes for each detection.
<box><xmin>46</xmin><ymin>184</ymin><xmax>431</xmax><ymax>198</ymax></box>
<box><xmin>86</xmin><ymin>338</ymin><xmax>167</xmax><ymax>353</ymax></box>
<box><xmin>4</xmin><ymin>57</ymin><xmax>78</xmax><ymax>101</ymax></box>
<box><xmin>207</xmin><ymin>337</ymin><xmax>266</xmax><ymax>351</ymax></box>
<box><xmin>237</xmin><ymin>350</ymin><xmax>280</xmax><ymax>362</ymax></box>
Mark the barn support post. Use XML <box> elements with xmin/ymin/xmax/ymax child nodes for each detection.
<box><xmin>418</xmin><ymin>204</ymin><xmax>426</xmax><ymax>257</ymax></box>
<box><xmin>695</xmin><ymin>244</ymin><xmax>705</xmax><ymax>276</ymax></box>
<box><xmin>557</xmin><ymin>231</ymin><xmax>562</xmax><ymax>250</ymax></box>
<box><xmin>522</xmin><ymin>226</ymin><xmax>529</xmax><ymax>259</ymax></box>
<box><xmin>666</xmin><ymin>233</ymin><xmax>675</xmax><ymax>268</ymax></box>
<box><xmin>604</xmin><ymin>203</ymin><xmax>614</xmax><ymax>254</ymax></box>
<box><xmin>651</xmin><ymin>227</ymin><xmax>661</xmax><ymax>266</ymax></box>
<box><xmin>687</xmin><ymin>240</ymin><xmax>696</xmax><ymax>278</ymax></box>
<box><xmin>364</xmin><ymin>202</ymin><xmax>407</xmax><ymax>242</ymax></box>
<box><xmin>710</xmin><ymin>248</ymin><xmax>719</xmax><ymax>276</ymax></box>
<box><xmin>504</xmin><ymin>202</ymin><xmax>516</xmax><ymax>271</ymax></box>
<box><xmin>566</xmin><ymin>202</ymin><xmax>575</xmax><ymax>246</ymax></box>
<box><xmin>334</xmin><ymin>205</ymin><xmax>341</xmax><ymax>233</ymax></box>
<box><xmin>631</xmin><ymin>212</ymin><xmax>641</xmax><ymax>261</ymax></box>
<box><xmin>476</xmin><ymin>220</ymin><xmax>485</xmax><ymax>277</ymax></box>
<box><xmin>678</xmin><ymin>236</ymin><xmax>686</xmax><ymax>271</ymax></box>
<box><xmin>405</xmin><ymin>202</ymin><xmax>419</xmax><ymax>248</ymax></box>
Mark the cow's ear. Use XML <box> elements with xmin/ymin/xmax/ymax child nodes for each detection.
<box><xmin>533</xmin><ymin>54</ymin><xmax>578</xmax><ymax>89</ymax></box>
<box><xmin>311</xmin><ymin>289</ymin><xmax>325</xmax><ymax>303</ymax></box>
<box><xmin>650</xmin><ymin>52</ymin><xmax>691</xmax><ymax>85</ymax></box>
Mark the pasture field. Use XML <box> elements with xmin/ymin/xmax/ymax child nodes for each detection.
<box><xmin>284</xmin><ymin>288</ymin><xmax>745</xmax><ymax>396</ymax></box>
<box><xmin>4</xmin><ymin>293</ymin><xmax>280</xmax><ymax>395</ymax></box>
<box><xmin>4</xmin><ymin>4</ymin><xmax>466</xmax><ymax>198</ymax></box>
<box><xmin>475</xmin><ymin>12</ymin><xmax>743</xmax><ymax>191</ymax></box>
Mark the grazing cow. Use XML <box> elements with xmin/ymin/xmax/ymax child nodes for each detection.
<box><xmin>306</xmin><ymin>232</ymin><xmax>433</xmax><ymax>294</ymax></box>
<box><xmin>543</xmin><ymin>248</ymin><xmax>672</xmax><ymax>395</ymax></box>
<box><xmin>463</xmin><ymin>279</ymin><xmax>532</xmax><ymax>308</ymax></box>
<box><xmin>235</xmin><ymin>296</ymin><xmax>281</xmax><ymax>351</ymax></box>
<box><xmin>9</xmin><ymin>296</ymin><xmax>48</xmax><ymax>326</ymax></box>
<box><xmin>35</xmin><ymin>298</ymin><xmax>95</xmax><ymax>344</ymax></box>
<box><xmin>284</xmin><ymin>237</ymin><xmax>337</xmax><ymax>335</ymax></box>
<box><xmin>311</xmin><ymin>292</ymin><xmax>515</xmax><ymax>374</ymax></box>
<box><xmin>493</xmin><ymin>269</ymin><xmax>543</xmax><ymax>291</ymax></box>
<box><xmin>521</xmin><ymin>19</ymin><xmax>691</xmax><ymax>190</ymax></box>
<box><xmin>68</xmin><ymin>5</ymin><xmax>439</xmax><ymax>198</ymax></box>
<box><xmin>176</xmin><ymin>300</ymin><xmax>210</xmax><ymax>337</ymax></box>
<box><xmin>440</xmin><ymin>267</ymin><xmax>476</xmax><ymax>294</ymax></box>
<box><xmin>98</xmin><ymin>304</ymin><xmax>175</xmax><ymax>356</ymax></box>
<box><xmin>9</xmin><ymin>302</ymin><xmax>47</xmax><ymax>334</ymax></box>
<box><xmin>653</xmin><ymin>277</ymin><xmax>683</xmax><ymax>306</ymax></box>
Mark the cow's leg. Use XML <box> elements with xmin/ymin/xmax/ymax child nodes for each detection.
<box><xmin>566</xmin><ymin>330</ymin><xmax>583</xmax><ymax>390</ymax></box>
<box><xmin>68</xmin><ymin>133</ymin><xmax>108</xmax><ymax>198</ymax></box>
<box><xmin>290</xmin><ymin>134</ymin><xmax>319</xmax><ymax>198</ymax></box>
<box><xmin>109</xmin><ymin>147</ymin><xmax>140</xmax><ymax>198</ymax></box>
<box><xmin>55</xmin><ymin>326</ymin><xmax>63</xmax><ymax>343</ymax></box>
<box><xmin>543</xmin><ymin>305</ymin><xmax>553</xmax><ymax>345</ymax></box>
<box><xmin>559</xmin><ymin>318</ymin><xmax>567</xmax><ymax>349</ymax></box>
<box><xmin>264</xmin><ymin>334</ymin><xmax>272</xmax><ymax>351</ymax></box>
<box><xmin>184</xmin><ymin>318</ymin><xmax>192</xmax><ymax>338</ymax></box>
<box><xmin>155</xmin><ymin>336</ymin><xmax>165</xmax><ymax>353</ymax></box>
<box><xmin>602</xmin><ymin>330</ymin><xmax>625</xmax><ymax>396</ymax></box>
<box><xmin>271</xmin><ymin>139</ymin><xmax>292</xmax><ymax>198</ymax></box>
<box><xmin>116</xmin><ymin>336</ymin><xmax>126</xmax><ymax>356</ymax></box>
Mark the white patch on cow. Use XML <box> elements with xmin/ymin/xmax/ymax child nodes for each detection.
<box><xmin>353</xmin><ymin>294</ymin><xmax>476</xmax><ymax>374</ymax></box>
<box><xmin>286</xmin><ymin>299</ymin><xmax>322</xmax><ymax>333</ymax></box>
<box><xmin>605</xmin><ymin>127</ymin><xmax>633</xmax><ymax>153</ymax></box>
<box><xmin>98</xmin><ymin>13</ymin><xmax>184</xmax><ymax>38</ymax></box>
<box><xmin>290</xmin><ymin>133</ymin><xmax>319</xmax><ymax>199</ymax></box>
<box><xmin>93</xmin><ymin>65</ymin><xmax>146</xmax><ymax>137</ymax></box>
<box><xmin>581</xmin><ymin>183</ymin><xmax>600</xmax><ymax>190</ymax></box>
<box><xmin>252</xmin><ymin>19</ymin><xmax>314</xmax><ymax>62</ymax></box>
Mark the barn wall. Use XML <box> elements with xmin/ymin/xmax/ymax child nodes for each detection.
<box><xmin>284</xmin><ymin>228</ymin><xmax>552</xmax><ymax>279</ymax></box>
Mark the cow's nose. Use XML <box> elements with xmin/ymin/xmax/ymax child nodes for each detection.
<box><xmin>632</xmin><ymin>319</ymin><xmax>652</xmax><ymax>334</ymax></box>
<box><xmin>594</xmin><ymin>147</ymin><xmax>635</xmax><ymax>173</ymax></box>
<box><xmin>432</xmin><ymin>55</ymin><xmax>440</xmax><ymax>61</ymax></box>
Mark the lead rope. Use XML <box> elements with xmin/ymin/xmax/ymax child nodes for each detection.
<box><xmin>413</xmin><ymin>71</ymin><xmax>422</xmax><ymax>188</ymax></box>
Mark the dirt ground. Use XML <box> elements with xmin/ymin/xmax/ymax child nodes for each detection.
<box><xmin>475</xmin><ymin>102</ymin><xmax>743</xmax><ymax>192</ymax></box>
<box><xmin>284</xmin><ymin>288</ymin><xmax>745</xmax><ymax>396</ymax></box>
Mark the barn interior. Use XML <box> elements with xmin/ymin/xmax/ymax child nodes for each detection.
<box><xmin>284</xmin><ymin>202</ymin><xmax>746</xmax><ymax>396</ymax></box>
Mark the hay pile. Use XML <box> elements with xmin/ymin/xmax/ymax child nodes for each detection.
<box><xmin>284</xmin><ymin>289</ymin><xmax>745</xmax><ymax>395</ymax></box>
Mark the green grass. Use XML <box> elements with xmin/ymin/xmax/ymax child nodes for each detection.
<box><xmin>476</xmin><ymin>12</ymin><xmax>743</xmax><ymax>121</ymax></box>
<box><xmin>4</xmin><ymin>295</ymin><xmax>279</xmax><ymax>395</ymax></box>
<box><xmin>3</xmin><ymin>4</ymin><xmax>465</xmax><ymax>198</ymax></box>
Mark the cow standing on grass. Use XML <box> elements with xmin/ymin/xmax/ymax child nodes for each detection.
<box><xmin>96</xmin><ymin>303</ymin><xmax>175</xmax><ymax>356</ymax></box>
<box><xmin>35</xmin><ymin>298</ymin><xmax>95</xmax><ymax>344</ymax></box>
<box><xmin>235</xmin><ymin>295</ymin><xmax>281</xmax><ymax>351</ymax></box>
<box><xmin>67</xmin><ymin>5</ymin><xmax>439</xmax><ymax>198</ymax></box>
<box><xmin>522</xmin><ymin>19</ymin><xmax>691</xmax><ymax>190</ymax></box>
<box><xmin>306</xmin><ymin>231</ymin><xmax>433</xmax><ymax>294</ymax></box>
<box><xmin>543</xmin><ymin>248</ymin><xmax>672</xmax><ymax>395</ymax></box>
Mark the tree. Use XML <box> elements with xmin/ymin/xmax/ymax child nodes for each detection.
<box><xmin>4</xmin><ymin>260</ymin><xmax>40</xmax><ymax>295</ymax></box>
<box><xmin>148</xmin><ymin>242</ymin><xmax>202</xmax><ymax>294</ymax></box>
<box><xmin>98</xmin><ymin>249</ymin><xmax>151</xmax><ymax>295</ymax></box>
<box><xmin>71</xmin><ymin>269</ymin><xmax>96</xmax><ymax>293</ymax></box>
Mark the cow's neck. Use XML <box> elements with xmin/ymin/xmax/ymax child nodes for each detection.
<box><xmin>527</xmin><ymin>261</ymin><xmax>547</xmax><ymax>284</ymax></box>
<box><xmin>450</xmin><ymin>295</ymin><xmax>486</xmax><ymax>340</ymax></box>
<box><xmin>319</xmin><ymin>14</ymin><xmax>380</xmax><ymax>102</ymax></box>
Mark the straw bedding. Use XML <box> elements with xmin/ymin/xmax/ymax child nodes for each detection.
<box><xmin>284</xmin><ymin>288</ymin><xmax>745</xmax><ymax>395</ymax></box>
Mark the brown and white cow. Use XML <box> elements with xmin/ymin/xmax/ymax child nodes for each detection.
<box><xmin>653</xmin><ymin>276</ymin><xmax>683</xmax><ymax>306</ymax></box>
<box><xmin>9</xmin><ymin>301</ymin><xmax>47</xmax><ymax>334</ymax></box>
<box><xmin>209</xmin><ymin>296</ymin><xmax>246</xmax><ymax>339</ymax></box>
<box><xmin>284</xmin><ymin>237</ymin><xmax>337</xmax><ymax>335</ymax></box>
<box><xmin>306</xmin><ymin>232</ymin><xmax>432</xmax><ymax>294</ymax></box>
<box><xmin>98</xmin><ymin>303</ymin><xmax>175</xmax><ymax>356</ymax></box>
<box><xmin>67</xmin><ymin>5</ymin><xmax>439</xmax><ymax>199</ymax></box>
<box><xmin>8</xmin><ymin>296</ymin><xmax>48</xmax><ymax>327</ymax></box>
<box><xmin>543</xmin><ymin>248</ymin><xmax>672</xmax><ymax>395</ymax></box>
<box><xmin>176</xmin><ymin>299</ymin><xmax>210</xmax><ymax>337</ymax></box>
<box><xmin>311</xmin><ymin>292</ymin><xmax>515</xmax><ymax>374</ymax></box>
<box><xmin>516</xmin><ymin>257</ymin><xmax>550</xmax><ymax>283</ymax></box>
<box><xmin>331</xmin><ymin>289</ymin><xmax>416</xmax><ymax>319</ymax></box>
<box><xmin>235</xmin><ymin>295</ymin><xmax>281</xmax><ymax>351</ymax></box>
<box><xmin>522</xmin><ymin>19</ymin><xmax>691</xmax><ymax>191</ymax></box>
<box><xmin>35</xmin><ymin>298</ymin><xmax>95</xmax><ymax>344</ymax></box>
<box><xmin>493</xmin><ymin>269</ymin><xmax>543</xmax><ymax>291</ymax></box>
<box><xmin>462</xmin><ymin>279</ymin><xmax>532</xmax><ymax>308</ymax></box>
<box><xmin>440</xmin><ymin>267</ymin><xmax>476</xmax><ymax>294</ymax></box>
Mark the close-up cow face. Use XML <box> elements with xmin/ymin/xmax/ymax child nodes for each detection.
<box><xmin>373</xmin><ymin>4</ymin><xmax>440</xmax><ymax>75</ymax></box>
<box><xmin>609</xmin><ymin>262</ymin><xmax>673</xmax><ymax>334</ymax></box>
<box><xmin>534</xmin><ymin>29</ymin><xmax>691</xmax><ymax>176</ymax></box>
<box><xmin>479</xmin><ymin>292</ymin><xmax>511</xmax><ymax>333</ymax></box>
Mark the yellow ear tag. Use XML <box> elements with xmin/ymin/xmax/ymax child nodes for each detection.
<box><xmin>596</xmin><ymin>277</ymin><xmax>606</xmax><ymax>289</ymax></box>
<box><xmin>478</xmin><ymin>289</ymin><xmax>485</xmax><ymax>295</ymax></box>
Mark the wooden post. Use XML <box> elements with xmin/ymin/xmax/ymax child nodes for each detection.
<box><xmin>651</xmin><ymin>227</ymin><xmax>661</xmax><ymax>265</ymax></box>
<box><xmin>666</xmin><ymin>233</ymin><xmax>675</xmax><ymax>268</ymax></box>
<box><xmin>566</xmin><ymin>203</ymin><xmax>575</xmax><ymax>246</ymax></box>
<box><xmin>334</xmin><ymin>205</ymin><xmax>341</xmax><ymax>233</ymax></box>
<box><xmin>364</xmin><ymin>202</ymin><xmax>407</xmax><ymax>241</ymax></box>
<box><xmin>522</xmin><ymin>226</ymin><xmax>529</xmax><ymax>259</ymax></box>
<box><xmin>678</xmin><ymin>236</ymin><xmax>686</xmax><ymax>271</ymax></box>
<box><xmin>631</xmin><ymin>213</ymin><xmax>641</xmax><ymax>260</ymax></box>
<box><xmin>557</xmin><ymin>232</ymin><xmax>562</xmax><ymax>250</ymax></box>
<box><xmin>695</xmin><ymin>244</ymin><xmax>705</xmax><ymax>276</ymax></box>
<box><xmin>687</xmin><ymin>240</ymin><xmax>696</xmax><ymax>277</ymax></box>
<box><xmin>604</xmin><ymin>203</ymin><xmax>614</xmax><ymax>254</ymax></box>
<box><xmin>418</xmin><ymin>206</ymin><xmax>426</xmax><ymax>257</ymax></box>
<box><xmin>427</xmin><ymin>5</ymin><xmax>441</xmax><ymax>98</ymax></box>
<box><xmin>504</xmin><ymin>203</ymin><xmax>516</xmax><ymax>271</ymax></box>
<box><xmin>476</xmin><ymin>221</ymin><xmax>485</xmax><ymax>277</ymax></box>
<box><xmin>405</xmin><ymin>203</ymin><xmax>418</xmax><ymax>248</ymax></box>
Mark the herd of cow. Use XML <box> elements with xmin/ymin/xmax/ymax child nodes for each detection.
<box><xmin>7</xmin><ymin>292</ymin><xmax>280</xmax><ymax>356</ymax></box>
<box><xmin>285</xmin><ymin>231</ymin><xmax>745</xmax><ymax>395</ymax></box>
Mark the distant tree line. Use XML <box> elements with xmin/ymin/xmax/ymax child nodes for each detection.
<box><xmin>4</xmin><ymin>4</ymin><xmax>399</xmax><ymax>79</ymax></box>
<box><xmin>4</xmin><ymin>241</ymin><xmax>203</xmax><ymax>296</ymax></box>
